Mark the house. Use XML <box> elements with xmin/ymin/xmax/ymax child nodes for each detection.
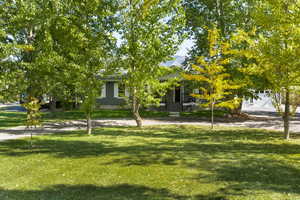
<box><xmin>97</xmin><ymin>78</ymin><xmax>200</xmax><ymax>112</ymax></box>
<box><xmin>96</xmin><ymin>56</ymin><xmax>200</xmax><ymax>112</ymax></box>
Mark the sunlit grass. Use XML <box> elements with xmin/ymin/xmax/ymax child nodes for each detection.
<box><xmin>42</xmin><ymin>109</ymin><xmax>169</xmax><ymax>122</ymax></box>
<box><xmin>1</xmin><ymin>125</ymin><xmax>300</xmax><ymax>200</ymax></box>
<box><xmin>0</xmin><ymin>110</ymin><xmax>169</xmax><ymax>129</ymax></box>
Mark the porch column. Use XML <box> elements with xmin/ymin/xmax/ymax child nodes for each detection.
<box><xmin>101</xmin><ymin>83</ymin><xmax>106</xmax><ymax>98</ymax></box>
<box><xmin>114</xmin><ymin>82</ymin><xmax>119</xmax><ymax>98</ymax></box>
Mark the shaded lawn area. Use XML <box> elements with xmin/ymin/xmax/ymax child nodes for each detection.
<box><xmin>0</xmin><ymin>112</ymin><xmax>26</xmax><ymax>128</ymax></box>
<box><xmin>1</xmin><ymin>125</ymin><xmax>300</xmax><ymax>200</ymax></box>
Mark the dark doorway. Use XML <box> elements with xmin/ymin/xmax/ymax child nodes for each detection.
<box><xmin>175</xmin><ymin>87</ymin><xmax>181</xmax><ymax>103</ymax></box>
<box><xmin>165</xmin><ymin>87</ymin><xmax>182</xmax><ymax>112</ymax></box>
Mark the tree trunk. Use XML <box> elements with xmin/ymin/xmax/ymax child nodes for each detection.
<box><xmin>283</xmin><ymin>89</ymin><xmax>290</xmax><ymax>140</ymax></box>
<box><xmin>132</xmin><ymin>93</ymin><xmax>143</xmax><ymax>128</ymax></box>
<box><xmin>133</xmin><ymin>109</ymin><xmax>142</xmax><ymax>128</ymax></box>
<box><xmin>75</xmin><ymin>96</ymin><xmax>80</xmax><ymax>109</ymax></box>
<box><xmin>211</xmin><ymin>101</ymin><xmax>214</xmax><ymax>130</ymax></box>
<box><xmin>87</xmin><ymin>112</ymin><xmax>92</xmax><ymax>135</ymax></box>
<box><xmin>216</xmin><ymin>0</ymin><xmax>225</xmax><ymax>37</ymax></box>
<box><xmin>50</xmin><ymin>96</ymin><xmax>57</xmax><ymax>112</ymax></box>
<box><xmin>230</xmin><ymin>99</ymin><xmax>243</xmax><ymax>116</ymax></box>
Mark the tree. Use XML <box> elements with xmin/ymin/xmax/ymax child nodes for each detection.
<box><xmin>183</xmin><ymin>27</ymin><xmax>241</xmax><ymax>129</ymax></box>
<box><xmin>118</xmin><ymin>0</ymin><xmax>185</xmax><ymax>127</ymax></box>
<box><xmin>231</xmin><ymin>0</ymin><xmax>300</xmax><ymax>139</ymax></box>
<box><xmin>183</xmin><ymin>0</ymin><xmax>262</xmax><ymax>115</ymax></box>
<box><xmin>48</xmin><ymin>0</ymin><xmax>118</xmax><ymax>134</ymax></box>
<box><xmin>1</xmin><ymin>0</ymin><xmax>118</xmax><ymax>135</ymax></box>
<box><xmin>23</xmin><ymin>96</ymin><xmax>41</xmax><ymax>147</ymax></box>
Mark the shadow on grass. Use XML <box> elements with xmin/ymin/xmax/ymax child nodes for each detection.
<box><xmin>193</xmin><ymin>158</ymin><xmax>300</xmax><ymax>196</ymax></box>
<box><xmin>1</xmin><ymin>127</ymin><xmax>300</xmax><ymax>159</ymax></box>
<box><xmin>1</xmin><ymin>127</ymin><xmax>300</xmax><ymax>197</ymax></box>
<box><xmin>0</xmin><ymin>112</ymin><xmax>26</xmax><ymax>129</ymax></box>
<box><xmin>91</xmin><ymin>126</ymin><xmax>282</xmax><ymax>141</ymax></box>
<box><xmin>0</xmin><ymin>184</ymin><xmax>189</xmax><ymax>200</ymax></box>
<box><xmin>0</xmin><ymin>183</ymin><xmax>239</xmax><ymax>200</ymax></box>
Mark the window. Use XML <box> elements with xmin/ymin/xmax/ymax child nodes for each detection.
<box><xmin>250</xmin><ymin>97</ymin><xmax>254</xmax><ymax>104</ymax></box>
<box><xmin>183</xmin><ymin>85</ymin><xmax>195</xmax><ymax>103</ymax></box>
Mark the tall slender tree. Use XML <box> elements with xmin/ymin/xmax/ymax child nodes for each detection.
<box><xmin>183</xmin><ymin>0</ymin><xmax>262</xmax><ymax>115</ymax></box>
<box><xmin>118</xmin><ymin>0</ymin><xmax>186</xmax><ymax>127</ymax></box>
<box><xmin>183</xmin><ymin>27</ymin><xmax>241</xmax><ymax>129</ymax></box>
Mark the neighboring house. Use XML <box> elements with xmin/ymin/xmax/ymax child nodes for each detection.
<box><xmin>242</xmin><ymin>90</ymin><xmax>275</xmax><ymax>112</ymax></box>
<box><xmin>242</xmin><ymin>89</ymin><xmax>300</xmax><ymax>113</ymax></box>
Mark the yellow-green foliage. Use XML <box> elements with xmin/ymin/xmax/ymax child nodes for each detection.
<box><xmin>230</xmin><ymin>1</ymin><xmax>300</xmax><ymax>91</ymax></box>
<box><xmin>23</xmin><ymin>97</ymin><xmax>41</xmax><ymax>128</ymax></box>
<box><xmin>229</xmin><ymin>0</ymin><xmax>300</xmax><ymax>118</ymax></box>
<box><xmin>183</xmin><ymin>27</ymin><xmax>241</xmax><ymax>110</ymax></box>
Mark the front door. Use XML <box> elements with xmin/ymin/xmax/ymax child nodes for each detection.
<box><xmin>166</xmin><ymin>87</ymin><xmax>182</xmax><ymax>112</ymax></box>
<box><xmin>174</xmin><ymin>86</ymin><xmax>181</xmax><ymax>103</ymax></box>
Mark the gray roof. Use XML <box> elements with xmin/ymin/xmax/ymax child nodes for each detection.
<box><xmin>161</xmin><ymin>56</ymin><xmax>185</xmax><ymax>67</ymax></box>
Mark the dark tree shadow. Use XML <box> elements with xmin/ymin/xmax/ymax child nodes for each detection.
<box><xmin>90</xmin><ymin>126</ymin><xmax>283</xmax><ymax>141</ymax></box>
<box><xmin>0</xmin><ymin>112</ymin><xmax>26</xmax><ymax>129</ymax></box>
<box><xmin>0</xmin><ymin>184</ymin><xmax>187</xmax><ymax>200</ymax></box>
<box><xmin>1</xmin><ymin>127</ymin><xmax>300</xmax><ymax>160</ymax></box>
<box><xmin>193</xmin><ymin>158</ymin><xmax>300</xmax><ymax>196</ymax></box>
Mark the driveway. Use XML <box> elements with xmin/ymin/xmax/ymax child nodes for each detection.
<box><xmin>0</xmin><ymin>116</ymin><xmax>299</xmax><ymax>142</ymax></box>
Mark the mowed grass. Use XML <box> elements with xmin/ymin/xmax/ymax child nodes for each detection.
<box><xmin>0</xmin><ymin>110</ymin><xmax>169</xmax><ymax>129</ymax></box>
<box><xmin>43</xmin><ymin>109</ymin><xmax>169</xmax><ymax>121</ymax></box>
<box><xmin>0</xmin><ymin>109</ymin><xmax>227</xmax><ymax>129</ymax></box>
<box><xmin>181</xmin><ymin>110</ymin><xmax>228</xmax><ymax>118</ymax></box>
<box><xmin>0</xmin><ymin>109</ymin><xmax>225</xmax><ymax>129</ymax></box>
<box><xmin>1</xmin><ymin>125</ymin><xmax>300</xmax><ymax>200</ymax></box>
<box><xmin>0</xmin><ymin>112</ymin><xmax>26</xmax><ymax>128</ymax></box>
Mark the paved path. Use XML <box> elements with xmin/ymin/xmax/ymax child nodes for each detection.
<box><xmin>0</xmin><ymin>103</ymin><xmax>299</xmax><ymax>141</ymax></box>
<box><xmin>0</xmin><ymin>116</ymin><xmax>299</xmax><ymax>142</ymax></box>
<box><xmin>0</xmin><ymin>102</ymin><xmax>26</xmax><ymax>112</ymax></box>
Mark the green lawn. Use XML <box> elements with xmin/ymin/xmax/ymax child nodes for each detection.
<box><xmin>0</xmin><ymin>112</ymin><xmax>26</xmax><ymax>128</ymax></box>
<box><xmin>43</xmin><ymin>109</ymin><xmax>169</xmax><ymax>121</ymax></box>
<box><xmin>180</xmin><ymin>110</ymin><xmax>228</xmax><ymax>118</ymax></box>
<box><xmin>1</xmin><ymin>125</ymin><xmax>300</xmax><ymax>200</ymax></box>
<box><xmin>0</xmin><ymin>109</ymin><xmax>227</xmax><ymax>129</ymax></box>
<box><xmin>0</xmin><ymin>110</ymin><xmax>169</xmax><ymax>129</ymax></box>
